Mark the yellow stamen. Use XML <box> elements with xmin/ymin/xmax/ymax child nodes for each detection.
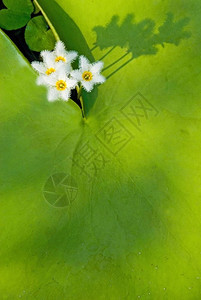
<box><xmin>56</xmin><ymin>80</ymin><xmax>67</xmax><ymax>91</ymax></box>
<box><xmin>45</xmin><ymin>68</ymin><xmax>55</xmax><ymax>75</ymax></box>
<box><xmin>55</xmin><ymin>56</ymin><xmax>66</xmax><ymax>62</ymax></box>
<box><xmin>82</xmin><ymin>71</ymin><xmax>93</xmax><ymax>81</ymax></box>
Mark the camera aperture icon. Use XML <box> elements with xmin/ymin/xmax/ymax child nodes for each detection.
<box><xmin>43</xmin><ymin>173</ymin><xmax>78</xmax><ymax>208</ymax></box>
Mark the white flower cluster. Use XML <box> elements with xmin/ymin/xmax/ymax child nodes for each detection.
<box><xmin>31</xmin><ymin>41</ymin><xmax>106</xmax><ymax>102</ymax></box>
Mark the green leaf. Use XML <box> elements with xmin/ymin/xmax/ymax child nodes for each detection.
<box><xmin>33</xmin><ymin>0</ymin><xmax>41</xmax><ymax>15</ymax></box>
<box><xmin>37</xmin><ymin>0</ymin><xmax>193</xmax><ymax>117</ymax></box>
<box><xmin>35</xmin><ymin>0</ymin><xmax>94</xmax><ymax>60</ymax></box>
<box><xmin>25</xmin><ymin>16</ymin><xmax>55</xmax><ymax>51</ymax></box>
<box><xmin>0</xmin><ymin>0</ymin><xmax>33</xmax><ymax>30</ymax></box>
<box><xmin>1</xmin><ymin>0</ymin><xmax>201</xmax><ymax>298</ymax></box>
<box><xmin>3</xmin><ymin>0</ymin><xmax>33</xmax><ymax>13</ymax></box>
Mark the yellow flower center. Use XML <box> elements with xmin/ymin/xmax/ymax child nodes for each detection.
<box><xmin>45</xmin><ymin>68</ymin><xmax>56</xmax><ymax>75</ymax></box>
<box><xmin>82</xmin><ymin>71</ymin><xmax>93</xmax><ymax>81</ymax></box>
<box><xmin>56</xmin><ymin>80</ymin><xmax>67</xmax><ymax>91</ymax></box>
<box><xmin>55</xmin><ymin>56</ymin><xmax>66</xmax><ymax>62</ymax></box>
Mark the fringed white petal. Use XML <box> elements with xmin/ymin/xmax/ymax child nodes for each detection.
<box><xmin>79</xmin><ymin>55</ymin><xmax>90</xmax><ymax>71</ymax></box>
<box><xmin>31</xmin><ymin>61</ymin><xmax>46</xmax><ymax>74</ymax></box>
<box><xmin>70</xmin><ymin>70</ymin><xmax>82</xmax><ymax>81</ymax></box>
<box><xmin>82</xmin><ymin>81</ymin><xmax>94</xmax><ymax>92</ymax></box>
<box><xmin>56</xmin><ymin>67</ymin><xmax>68</xmax><ymax>81</ymax></box>
<box><xmin>41</xmin><ymin>51</ymin><xmax>55</xmax><ymax>66</ymax></box>
<box><xmin>47</xmin><ymin>87</ymin><xmax>59</xmax><ymax>102</ymax></box>
<box><xmin>67</xmin><ymin>78</ymin><xmax>78</xmax><ymax>89</ymax></box>
<box><xmin>67</xmin><ymin>51</ymin><xmax>78</xmax><ymax>63</ymax></box>
<box><xmin>54</xmin><ymin>40</ymin><xmax>66</xmax><ymax>57</ymax></box>
<box><xmin>93</xmin><ymin>74</ymin><xmax>106</xmax><ymax>84</ymax></box>
<box><xmin>60</xmin><ymin>90</ymin><xmax>70</xmax><ymax>101</ymax></box>
<box><xmin>90</xmin><ymin>61</ymin><xmax>104</xmax><ymax>74</ymax></box>
<box><xmin>36</xmin><ymin>75</ymin><xmax>47</xmax><ymax>86</ymax></box>
<box><xmin>44</xmin><ymin>75</ymin><xmax>57</xmax><ymax>86</ymax></box>
<box><xmin>66</xmin><ymin>64</ymin><xmax>72</xmax><ymax>74</ymax></box>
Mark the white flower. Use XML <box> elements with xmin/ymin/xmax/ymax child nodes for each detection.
<box><xmin>31</xmin><ymin>41</ymin><xmax>105</xmax><ymax>104</ymax></box>
<box><xmin>31</xmin><ymin>51</ymin><xmax>60</xmax><ymax>85</ymax></box>
<box><xmin>71</xmin><ymin>56</ymin><xmax>106</xmax><ymax>92</ymax></box>
<box><xmin>31</xmin><ymin>41</ymin><xmax>77</xmax><ymax>85</ymax></box>
<box><xmin>53</xmin><ymin>40</ymin><xmax>78</xmax><ymax>67</ymax></box>
<box><xmin>42</xmin><ymin>67</ymin><xmax>78</xmax><ymax>102</ymax></box>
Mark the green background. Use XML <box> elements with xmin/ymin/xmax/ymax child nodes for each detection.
<box><xmin>0</xmin><ymin>0</ymin><xmax>201</xmax><ymax>299</ymax></box>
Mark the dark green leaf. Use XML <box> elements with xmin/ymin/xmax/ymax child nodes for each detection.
<box><xmin>0</xmin><ymin>0</ymin><xmax>33</xmax><ymax>30</ymax></box>
<box><xmin>25</xmin><ymin>16</ymin><xmax>55</xmax><ymax>51</ymax></box>
<box><xmin>3</xmin><ymin>0</ymin><xmax>33</xmax><ymax>13</ymax></box>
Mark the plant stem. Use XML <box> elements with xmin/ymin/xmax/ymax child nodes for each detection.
<box><xmin>80</xmin><ymin>96</ymin><xmax>85</xmax><ymax>119</ymax></box>
<box><xmin>77</xmin><ymin>85</ymin><xmax>82</xmax><ymax>99</ymax></box>
<box><xmin>77</xmin><ymin>86</ymin><xmax>85</xmax><ymax>119</ymax></box>
<box><xmin>33</xmin><ymin>0</ymin><xmax>60</xmax><ymax>41</ymax></box>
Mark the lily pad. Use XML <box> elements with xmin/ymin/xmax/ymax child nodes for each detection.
<box><xmin>1</xmin><ymin>0</ymin><xmax>201</xmax><ymax>299</ymax></box>
<box><xmin>25</xmin><ymin>16</ymin><xmax>55</xmax><ymax>51</ymax></box>
<box><xmin>0</xmin><ymin>0</ymin><xmax>33</xmax><ymax>30</ymax></box>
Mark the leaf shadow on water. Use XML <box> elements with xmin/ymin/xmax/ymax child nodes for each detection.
<box><xmin>37</xmin><ymin>2</ymin><xmax>191</xmax><ymax>117</ymax></box>
<box><xmin>92</xmin><ymin>13</ymin><xmax>191</xmax><ymax>79</ymax></box>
